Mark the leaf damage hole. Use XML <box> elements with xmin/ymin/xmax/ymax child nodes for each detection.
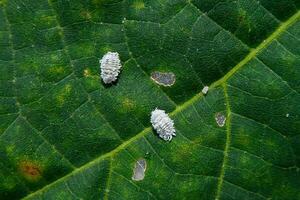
<box><xmin>19</xmin><ymin>160</ymin><xmax>42</xmax><ymax>181</ymax></box>
<box><xmin>151</xmin><ymin>71</ymin><xmax>176</xmax><ymax>86</ymax></box>
<box><xmin>132</xmin><ymin>158</ymin><xmax>147</xmax><ymax>181</ymax></box>
<box><xmin>215</xmin><ymin>112</ymin><xmax>226</xmax><ymax>127</ymax></box>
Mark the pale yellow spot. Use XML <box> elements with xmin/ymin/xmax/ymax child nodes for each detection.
<box><xmin>6</xmin><ymin>145</ymin><xmax>15</xmax><ymax>156</ymax></box>
<box><xmin>56</xmin><ymin>84</ymin><xmax>72</xmax><ymax>106</ymax></box>
<box><xmin>83</xmin><ymin>68</ymin><xmax>91</xmax><ymax>77</ymax></box>
<box><xmin>101</xmin><ymin>46</ymin><xmax>112</xmax><ymax>53</ymax></box>
<box><xmin>50</xmin><ymin>54</ymin><xmax>60</xmax><ymax>62</ymax></box>
<box><xmin>284</xmin><ymin>54</ymin><xmax>296</xmax><ymax>65</ymax></box>
<box><xmin>171</xmin><ymin>142</ymin><xmax>195</xmax><ymax>162</ymax></box>
<box><xmin>80</xmin><ymin>10</ymin><xmax>92</xmax><ymax>20</ymax></box>
<box><xmin>121</xmin><ymin>98</ymin><xmax>135</xmax><ymax>112</ymax></box>
<box><xmin>49</xmin><ymin>66</ymin><xmax>64</xmax><ymax>75</ymax></box>
<box><xmin>132</xmin><ymin>1</ymin><xmax>145</xmax><ymax>10</ymax></box>
<box><xmin>0</xmin><ymin>0</ymin><xmax>7</xmax><ymax>5</ymax></box>
<box><xmin>40</xmin><ymin>15</ymin><xmax>56</xmax><ymax>26</ymax></box>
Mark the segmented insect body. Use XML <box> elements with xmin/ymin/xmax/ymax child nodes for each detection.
<box><xmin>99</xmin><ymin>52</ymin><xmax>122</xmax><ymax>84</ymax></box>
<box><xmin>151</xmin><ymin>109</ymin><xmax>176</xmax><ymax>141</ymax></box>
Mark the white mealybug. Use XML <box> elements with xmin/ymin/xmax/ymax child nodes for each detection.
<box><xmin>151</xmin><ymin>108</ymin><xmax>176</xmax><ymax>141</ymax></box>
<box><xmin>202</xmin><ymin>86</ymin><xmax>209</xmax><ymax>95</ymax></box>
<box><xmin>99</xmin><ymin>52</ymin><xmax>122</xmax><ymax>84</ymax></box>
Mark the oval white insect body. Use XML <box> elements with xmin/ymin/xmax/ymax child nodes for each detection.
<box><xmin>202</xmin><ymin>86</ymin><xmax>209</xmax><ymax>95</ymax></box>
<box><xmin>99</xmin><ymin>52</ymin><xmax>122</xmax><ymax>84</ymax></box>
<box><xmin>151</xmin><ymin>108</ymin><xmax>176</xmax><ymax>141</ymax></box>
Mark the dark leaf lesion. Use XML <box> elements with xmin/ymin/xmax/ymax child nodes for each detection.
<box><xmin>19</xmin><ymin>160</ymin><xmax>42</xmax><ymax>182</ymax></box>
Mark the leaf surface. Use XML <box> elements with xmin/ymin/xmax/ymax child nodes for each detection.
<box><xmin>0</xmin><ymin>0</ymin><xmax>299</xmax><ymax>199</ymax></box>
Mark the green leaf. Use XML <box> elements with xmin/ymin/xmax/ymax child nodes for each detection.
<box><xmin>0</xmin><ymin>0</ymin><xmax>299</xmax><ymax>199</ymax></box>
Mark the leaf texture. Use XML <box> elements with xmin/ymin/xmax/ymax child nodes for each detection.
<box><xmin>0</xmin><ymin>0</ymin><xmax>299</xmax><ymax>199</ymax></box>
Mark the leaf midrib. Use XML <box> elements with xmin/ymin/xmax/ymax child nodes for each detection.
<box><xmin>23</xmin><ymin>10</ymin><xmax>300</xmax><ymax>200</ymax></box>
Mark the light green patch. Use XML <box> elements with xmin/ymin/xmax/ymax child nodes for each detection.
<box><xmin>0</xmin><ymin>0</ymin><xmax>7</xmax><ymax>6</ymax></box>
<box><xmin>49</xmin><ymin>66</ymin><xmax>65</xmax><ymax>75</ymax></box>
<box><xmin>21</xmin><ymin>63</ymin><xmax>39</xmax><ymax>74</ymax></box>
<box><xmin>132</xmin><ymin>1</ymin><xmax>145</xmax><ymax>10</ymax></box>
<box><xmin>236</xmin><ymin>128</ymin><xmax>251</xmax><ymax>147</ymax></box>
<box><xmin>50</xmin><ymin>53</ymin><xmax>61</xmax><ymax>63</ymax></box>
<box><xmin>239</xmin><ymin>153</ymin><xmax>251</xmax><ymax>165</ymax></box>
<box><xmin>35</xmin><ymin>13</ymin><xmax>57</xmax><ymax>28</ymax></box>
<box><xmin>1</xmin><ymin>1</ymin><xmax>300</xmax><ymax>199</ymax></box>
<box><xmin>56</xmin><ymin>84</ymin><xmax>72</xmax><ymax>106</ymax></box>
<box><xmin>120</xmin><ymin>98</ymin><xmax>136</xmax><ymax>113</ymax></box>
<box><xmin>68</xmin><ymin>41</ymin><xmax>95</xmax><ymax>59</ymax></box>
<box><xmin>92</xmin><ymin>0</ymin><xmax>105</xmax><ymax>7</ymax></box>
<box><xmin>2</xmin><ymin>177</ymin><xmax>17</xmax><ymax>190</ymax></box>
<box><xmin>83</xmin><ymin>68</ymin><xmax>91</xmax><ymax>77</ymax></box>
<box><xmin>171</xmin><ymin>142</ymin><xmax>194</xmax><ymax>162</ymax></box>
<box><xmin>265</xmin><ymin>139</ymin><xmax>278</xmax><ymax>149</ymax></box>
<box><xmin>101</xmin><ymin>45</ymin><xmax>112</xmax><ymax>53</ymax></box>
<box><xmin>284</xmin><ymin>54</ymin><xmax>296</xmax><ymax>65</ymax></box>
<box><xmin>80</xmin><ymin>10</ymin><xmax>92</xmax><ymax>20</ymax></box>
<box><xmin>6</xmin><ymin>145</ymin><xmax>15</xmax><ymax>156</ymax></box>
<box><xmin>58</xmin><ymin>28</ymin><xmax>63</xmax><ymax>37</ymax></box>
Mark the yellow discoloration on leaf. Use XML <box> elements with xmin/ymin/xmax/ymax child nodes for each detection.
<box><xmin>39</xmin><ymin>15</ymin><xmax>56</xmax><ymax>26</ymax></box>
<box><xmin>6</xmin><ymin>145</ymin><xmax>15</xmax><ymax>156</ymax></box>
<box><xmin>284</xmin><ymin>54</ymin><xmax>296</xmax><ymax>64</ymax></box>
<box><xmin>49</xmin><ymin>66</ymin><xmax>65</xmax><ymax>75</ymax></box>
<box><xmin>56</xmin><ymin>84</ymin><xmax>72</xmax><ymax>106</ymax></box>
<box><xmin>101</xmin><ymin>45</ymin><xmax>112</xmax><ymax>53</ymax></box>
<box><xmin>132</xmin><ymin>1</ymin><xmax>145</xmax><ymax>10</ymax></box>
<box><xmin>0</xmin><ymin>0</ymin><xmax>7</xmax><ymax>5</ymax></box>
<box><xmin>236</xmin><ymin>128</ymin><xmax>250</xmax><ymax>146</ymax></box>
<box><xmin>50</xmin><ymin>53</ymin><xmax>61</xmax><ymax>62</ymax></box>
<box><xmin>21</xmin><ymin>63</ymin><xmax>39</xmax><ymax>73</ymax></box>
<box><xmin>84</xmin><ymin>68</ymin><xmax>91</xmax><ymax>77</ymax></box>
<box><xmin>83</xmin><ymin>77</ymin><xmax>101</xmax><ymax>92</ymax></box>
<box><xmin>121</xmin><ymin>98</ymin><xmax>135</xmax><ymax>112</ymax></box>
<box><xmin>171</xmin><ymin>142</ymin><xmax>194</xmax><ymax>163</ymax></box>
<box><xmin>80</xmin><ymin>10</ymin><xmax>92</xmax><ymax>20</ymax></box>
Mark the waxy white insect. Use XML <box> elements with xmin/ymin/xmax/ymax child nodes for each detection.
<box><xmin>99</xmin><ymin>52</ymin><xmax>122</xmax><ymax>84</ymax></box>
<box><xmin>202</xmin><ymin>86</ymin><xmax>209</xmax><ymax>95</ymax></box>
<box><xmin>151</xmin><ymin>108</ymin><xmax>176</xmax><ymax>141</ymax></box>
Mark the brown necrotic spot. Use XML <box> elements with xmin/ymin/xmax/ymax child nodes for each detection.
<box><xmin>151</xmin><ymin>71</ymin><xmax>175</xmax><ymax>86</ymax></box>
<box><xmin>19</xmin><ymin>160</ymin><xmax>42</xmax><ymax>181</ymax></box>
